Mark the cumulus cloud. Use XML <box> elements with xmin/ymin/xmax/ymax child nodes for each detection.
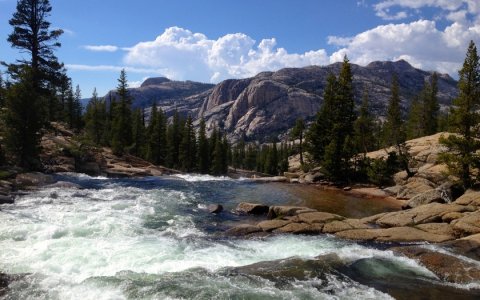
<box><xmin>83</xmin><ymin>45</ymin><xmax>119</xmax><ymax>52</ymax></box>
<box><xmin>374</xmin><ymin>0</ymin><xmax>480</xmax><ymax>21</ymax></box>
<box><xmin>123</xmin><ymin>26</ymin><xmax>329</xmax><ymax>83</ymax></box>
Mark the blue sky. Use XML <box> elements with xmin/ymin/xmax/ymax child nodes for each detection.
<box><xmin>1</xmin><ymin>0</ymin><xmax>479</xmax><ymax>96</ymax></box>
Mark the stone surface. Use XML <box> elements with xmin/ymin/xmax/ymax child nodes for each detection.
<box><xmin>0</xmin><ymin>195</ymin><xmax>14</xmax><ymax>204</ymax></box>
<box><xmin>396</xmin><ymin>177</ymin><xmax>436</xmax><ymax>199</ymax></box>
<box><xmin>235</xmin><ymin>202</ymin><xmax>269</xmax><ymax>215</ymax></box>
<box><xmin>15</xmin><ymin>172</ymin><xmax>55</xmax><ymax>188</ymax></box>
<box><xmin>451</xmin><ymin>211</ymin><xmax>480</xmax><ymax>236</ymax></box>
<box><xmin>225</xmin><ymin>224</ymin><xmax>262</xmax><ymax>236</ymax></box>
<box><xmin>442</xmin><ymin>212</ymin><xmax>464</xmax><ymax>223</ymax></box>
<box><xmin>392</xmin><ymin>246</ymin><xmax>480</xmax><ymax>284</ymax></box>
<box><xmin>454</xmin><ymin>189</ymin><xmax>480</xmax><ymax>207</ymax></box>
<box><xmin>267</xmin><ymin>206</ymin><xmax>316</xmax><ymax>219</ymax></box>
<box><xmin>376</xmin><ymin>203</ymin><xmax>474</xmax><ymax>227</ymax></box>
<box><xmin>336</xmin><ymin>226</ymin><xmax>454</xmax><ymax>243</ymax></box>
<box><xmin>403</xmin><ymin>189</ymin><xmax>445</xmax><ymax>209</ymax></box>
<box><xmin>292</xmin><ymin>211</ymin><xmax>344</xmax><ymax>224</ymax></box>
<box><xmin>443</xmin><ymin>234</ymin><xmax>480</xmax><ymax>261</ymax></box>
<box><xmin>208</xmin><ymin>204</ymin><xmax>223</xmax><ymax>214</ymax></box>
<box><xmin>258</xmin><ymin>219</ymin><xmax>291</xmax><ymax>232</ymax></box>
<box><xmin>273</xmin><ymin>222</ymin><xmax>323</xmax><ymax>234</ymax></box>
<box><xmin>322</xmin><ymin>219</ymin><xmax>370</xmax><ymax>233</ymax></box>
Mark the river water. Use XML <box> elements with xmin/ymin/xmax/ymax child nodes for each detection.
<box><xmin>0</xmin><ymin>174</ymin><xmax>479</xmax><ymax>299</ymax></box>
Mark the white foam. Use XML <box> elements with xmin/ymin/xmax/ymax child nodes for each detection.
<box><xmin>173</xmin><ymin>174</ymin><xmax>234</xmax><ymax>182</ymax></box>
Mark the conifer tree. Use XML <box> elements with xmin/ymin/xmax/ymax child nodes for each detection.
<box><xmin>307</xmin><ymin>73</ymin><xmax>337</xmax><ymax>162</ymax></box>
<box><xmin>354</xmin><ymin>89</ymin><xmax>376</xmax><ymax>157</ymax></box>
<box><xmin>197</xmin><ymin>118</ymin><xmax>210</xmax><ymax>173</ymax></box>
<box><xmin>4</xmin><ymin>67</ymin><xmax>42</xmax><ymax>168</ymax></box>
<box><xmin>111</xmin><ymin>69</ymin><xmax>132</xmax><ymax>155</ymax></box>
<box><xmin>6</xmin><ymin>0</ymin><xmax>64</xmax><ymax>89</ymax></box>
<box><xmin>131</xmin><ymin>109</ymin><xmax>146</xmax><ymax>158</ymax></box>
<box><xmin>166</xmin><ymin>111</ymin><xmax>182</xmax><ymax>168</ymax></box>
<box><xmin>406</xmin><ymin>95</ymin><xmax>424</xmax><ymax>139</ymax></box>
<box><xmin>291</xmin><ymin>118</ymin><xmax>305</xmax><ymax>165</ymax></box>
<box><xmin>0</xmin><ymin>73</ymin><xmax>5</xmax><ymax>108</ymax></box>
<box><xmin>84</xmin><ymin>88</ymin><xmax>106</xmax><ymax>144</ymax></box>
<box><xmin>179</xmin><ymin>116</ymin><xmax>196</xmax><ymax>171</ymax></box>
<box><xmin>424</xmin><ymin>72</ymin><xmax>439</xmax><ymax>135</ymax></box>
<box><xmin>211</xmin><ymin>131</ymin><xmax>225</xmax><ymax>175</ymax></box>
<box><xmin>440</xmin><ymin>41</ymin><xmax>480</xmax><ymax>188</ymax></box>
<box><xmin>383</xmin><ymin>74</ymin><xmax>405</xmax><ymax>147</ymax></box>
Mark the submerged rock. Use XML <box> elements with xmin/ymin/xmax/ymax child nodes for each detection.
<box><xmin>0</xmin><ymin>195</ymin><xmax>14</xmax><ymax>204</ymax></box>
<box><xmin>225</xmin><ymin>224</ymin><xmax>262</xmax><ymax>236</ymax></box>
<box><xmin>392</xmin><ymin>245</ymin><xmax>480</xmax><ymax>284</ymax></box>
<box><xmin>208</xmin><ymin>204</ymin><xmax>223</xmax><ymax>214</ymax></box>
<box><xmin>15</xmin><ymin>172</ymin><xmax>55</xmax><ymax>188</ymax></box>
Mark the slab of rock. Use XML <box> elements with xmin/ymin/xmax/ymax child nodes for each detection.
<box><xmin>403</xmin><ymin>189</ymin><xmax>445</xmax><ymax>209</ymax></box>
<box><xmin>376</xmin><ymin>203</ymin><xmax>475</xmax><ymax>227</ymax></box>
<box><xmin>392</xmin><ymin>246</ymin><xmax>480</xmax><ymax>284</ymax></box>
<box><xmin>225</xmin><ymin>224</ymin><xmax>262</xmax><ymax>236</ymax></box>
<box><xmin>258</xmin><ymin>219</ymin><xmax>291</xmax><ymax>232</ymax></box>
<box><xmin>415</xmin><ymin>223</ymin><xmax>456</xmax><ymax>237</ymax></box>
<box><xmin>235</xmin><ymin>202</ymin><xmax>269</xmax><ymax>215</ymax></box>
<box><xmin>360</xmin><ymin>212</ymin><xmax>388</xmax><ymax>224</ymax></box>
<box><xmin>442</xmin><ymin>212</ymin><xmax>464</xmax><ymax>223</ymax></box>
<box><xmin>442</xmin><ymin>234</ymin><xmax>480</xmax><ymax>261</ymax></box>
<box><xmin>291</xmin><ymin>211</ymin><xmax>344</xmax><ymax>224</ymax></box>
<box><xmin>273</xmin><ymin>222</ymin><xmax>323</xmax><ymax>234</ymax></box>
<box><xmin>396</xmin><ymin>177</ymin><xmax>437</xmax><ymax>200</ymax></box>
<box><xmin>267</xmin><ymin>206</ymin><xmax>316</xmax><ymax>219</ymax></box>
<box><xmin>451</xmin><ymin>210</ymin><xmax>480</xmax><ymax>236</ymax></box>
<box><xmin>336</xmin><ymin>226</ymin><xmax>454</xmax><ymax>243</ymax></box>
<box><xmin>304</xmin><ymin>172</ymin><xmax>324</xmax><ymax>183</ymax></box>
<box><xmin>322</xmin><ymin>219</ymin><xmax>370</xmax><ymax>233</ymax></box>
<box><xmin>454</xmin><ymin>189</ymin><xmax>480</xmax><ymax>207</ymax></box>
<box><xmin>45</xmin><ymin>181</ymin><xmax>82</xmax><ymax>189</ymax></box>
<box><xmin>15</xmin><ymin>172</ymin><xmax>55</xmax><ymax>188</ymax></box>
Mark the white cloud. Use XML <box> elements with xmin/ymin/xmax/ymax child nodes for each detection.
<box><xmin>66</xmin><ymin>64</ymin><xmax>167</xmax><ymax>75</ymax></box>
<box><xmin>83</xmin><ymin>45</ymin><xmax>119</xmax><ymax>52</ymax></box>
<box><xmin>374</xmin><ymin>0</ymin><xmax>480</xmax><ymax>20</ymax></box>
<box><xmin>328</xmin><ymin>18</ymin><xmax>480</xmax><ymax>75</ymax></box>
<box><xmin>327</xmin><ymin>36</ymin><xmax>353</xmax><ymax>47</ymax></box>
<box><xmin>123</xmin><ymin>26</ymin><xmax>329</xmax><ymax>83</ymax></box>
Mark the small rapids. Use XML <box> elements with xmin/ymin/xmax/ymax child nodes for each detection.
<box><xmin>0</xmin><ymin>173</ymin><xmax>479</xmax><ymax>299</ymax></box>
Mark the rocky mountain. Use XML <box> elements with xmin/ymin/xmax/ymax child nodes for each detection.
<box><xmin>101</xmin><ymin>60</ymin><xmax>458</xmax><ymax>143</ymax></box>
<box><xmin>103</xmin><ymin>77</ymin><xmax>215</xmax><ymax>117</ymax></box>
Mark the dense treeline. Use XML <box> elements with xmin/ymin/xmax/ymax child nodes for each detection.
<box><xmin>1</xmin><ymin>1</ymin><xmax>479</xmax><ymax>188</ymax></box>
<box><xmin>82</xmin><ymin>70</ymin><xmax>290</xmax><ymax>176</ymax></box>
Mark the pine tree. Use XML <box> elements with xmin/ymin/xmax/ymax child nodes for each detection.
<box><xmin>322</xmin><ymin>56</ymin><xmax>356</xmax><ymax>180</ymax></box>
<box><xmin>306</xmin><ymin>73</ymin><xmax>337</xmax><ymax>162</ymax></box>
<box><xmin>211</xmin><ymin>130</ymin><xmax>224</xmax><ymax>175</ymax></box>
<box><xmin>111</xmin><ymin>69</ymin><xmax>132</xmax><ymax>155</ymax></box>
<box><xmin>84</xmin><ymin>88</ymin><xmax>106</xmax><ymax>144</ymax></box>
<box><xmin>0</xmin><ymin>73</ymin><xmax>5</xmax><ymax>108</ymax></box>
<box><xmin>4</xmin><ymin>67</ymin><xmax>42</xmax><ymax>168</ymax></box>
<box><xmin>383</xmin><ymin>74</ymin><xmax>405</xmax><ymax>147</ymax></box>
<box><xmin>406</xmin><ymin>95</ymin><xmax>424</xmax><ymax>139</ymax></box>
<box><xmin>424</xmin><ymin>72</ymin><xmax>439</xmax><ymax>135</ymax></box>
<box><xmin>291</xmin><ymin>118</ymin><xmax>305</xmax><ymax>165</ymax></box>
<box><xmin>146</xmin><ymin>102</ymin><xmax>159</xmax><ymax>163</ymax></box>
<box><xmin>354</xmin><ymin>89</ymin><xmax>376</xmax><ymax>157</ymax></box>
<box><xmin>131</xmin><ymin>109</ymin><xmax>146</xmax><ymax>158</ymax></box>
<box><xmin>440</xmin><ymin>41</ymin><xmax>480</xmax><ymax>188</ymax></box>
<box><xmin>6</xmin><ymin>0</ymin><xmax>64</xmax><ymax>89</ymax></box>
<box><xmin>166</xmin><ymin>111</ymin><xmax>182</xmax><ymax>168</ymax></box>
<box><xmin>197</xmin><ymin>118</ymin><xmax>210</xmax><ymax>173</ymax></box>
<box><xmin>71</xmin><ymin>85</ymin><xmax>83</xmax><ymax>130</ymax></box>
<box><xmin>179</xmin><ymin>116</ymin><xmax>196</xmax><ymax>171</ymax></box>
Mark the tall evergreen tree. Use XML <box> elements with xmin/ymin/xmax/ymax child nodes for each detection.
<box><xmin>306</xmin><ymin>73</ymin><xmax>338</xmax><ymax>162</ymax></box>
<box><xmin>166</xmin><ymin>111</ymin><xmax>182</xmax><ymax>168</ymax></box>
<box><xmin>197</xmin><ymin>118</ymin><xmax>210</xmax><ymax>173</ymax></box>
<box><xmin>406</xmin><ymin>95</ymin><xmax>424</xmax><ymax>139</ymax></box>
<box><xmin>440</xmin><ymin>41</ymin><xmax>480</xmax><ymax>188</ymax></box>
<box><xmin>423</xmin><ymin>72</ymin><xmax>440</xmax><ymax>135</ymax></box>
<box><xmin>0</xmin><ymin>73</ymin><xmax>5</xmax><ymax>108</ymax></box>
<box><xmin>322</xmin><ymin>56</ymin><xmax>356</xmax><ymax>180</ymax></box>
<box><xmin>131</xmin><ymin>109</ymin><xmax>146</xmax><ymax>158</ymax></box>
<box><xmin>6</xmin><ymin>0</ymin><xmax>64</xmax><ymax>89</ymax></box>
<box><xmin>354</xmin><ymin>89</ymin><xmax>376</xmax><ymax>157</ymax></box>
<box><xmin>84</xmin><ymin>88</ymin><xmax>105</xmax><ymax>145</ymax></box>
<box><xmin>291</xmin><ymin>118</ymin><xmax>305</xmax><ymax>165</ymax></box>
<box><xmin>4</xmin><ymin>67</ymin><xmax>42</xmax><ymax>168</ymax></box>
<box><xmin>111</xmin><ymin>69</ymin><xmax>132</xmax><ymax>155</ymax></box>
<box><xmin>179</xmin><ymin>116</ymin><xmax>197</xmax><ymax>171</ymax></box>
<box><xmin>383</xmin><ymin>74</ymin><xmax>405</xmax><ymax>147</ymax></box>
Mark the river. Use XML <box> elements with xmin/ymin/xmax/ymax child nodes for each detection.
<box><xmin>0</xmin><ymin>174</ymin><xmax>479</xmax><ymax>299</ymax></box>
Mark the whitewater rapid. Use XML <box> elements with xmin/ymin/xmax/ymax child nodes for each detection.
<box><xmin>0</xmin><ymin>174</ymin><xmax>477</xmax><ymax>299</ymax></box>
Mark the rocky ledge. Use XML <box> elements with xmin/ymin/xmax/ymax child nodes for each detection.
<box><xmin>227</xmin><ymin>198</ymin><xmax>480</xmax><ymax>285</ymax></box>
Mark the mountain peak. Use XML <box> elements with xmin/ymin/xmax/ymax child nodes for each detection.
<box><xmin>140</xmin><ymin>77</ymin><xmax>172</xmax><ymax>87</ymax></box>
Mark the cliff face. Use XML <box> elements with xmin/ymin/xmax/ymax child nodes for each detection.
<box><xmin>100</xmin><ymin>60</ymin><xmax>458</xmax><ymax>143</ymax></box>
<box><xmin>197</xmin><ymin>60</ymin><xmax>457</xmax><ymax>142</ymax></box>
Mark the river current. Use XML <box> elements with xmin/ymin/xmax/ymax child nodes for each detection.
<box><xmin>1</xmin><ymin>174</ymin><xmax>479</xmax><ymax>299</ymax></box>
